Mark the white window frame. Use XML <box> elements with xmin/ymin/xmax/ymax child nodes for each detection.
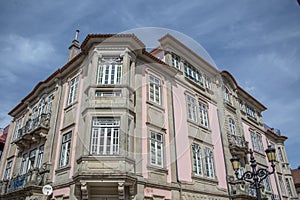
<box><xmin>192</xmin><ymin>143</ymin><xmax>203</xmax><ymax>176</ymax></box>
<box><xmin>205</xmin><ymin>147</ymin><xmax>215</xmax><ymax>178</ymax></box>
<box><xmin>91</xmin><ymin>118</ymin><xmax>120</xmax><ymax>155</ymax></box>
<box><xmin>13</xmin><ymin>118</ymin><xmax>22</xmax><ymax>140</ymax></box>
<box><xmin>20</xmin><ymin>153</ymin><xmax>27</xmax><ymax>175</ymax></box>
<box><xmin>279</xmin><ymin>175</ymin><xmax>286</xmax><ymax>196</ymax></box>
<box><xmin>36</xmin><ymin>144</ymin><xmax>44</xmax><ymax>169</ymax></box>
<box><xmin>67</xmin><ymin>75</ymin><xmax>79</xmax><ymax>106</ymax></box>
<box><xmin>148</xmin><ymin>75</ymin><xmax>161</xmax><ymax>105</ymax></box>
<box><xmin>97</xmin><ymin>59</ymin><xmax>122</xmax><ymax>85</ymax></box>
<box><xmin>4</xmin><ymin>161</ymin><xmax>12</xmax><ymax>180</ymax></box>
<box><xmin>187</xmin><ymin>95</ymin><xmax>197</xmax><ymax>122</ymax></box>
<box><xmin>59</xmin><ymin>132</ymin><xmax>72</xmax><ymax>167</ymax></box>
<box><xmin>46</xmin><ymin>94</ymin><xmax>54</xmax><ymax>114</ymax></box>
<box><xmin>150</xmin><ymin>131</ymin><xmax>163</xmax><ymax>167</ymax></box>
<box><xmin>199</xmin><ymin>102</ymin><xmax>209</xmax><ymax>128</ymax></box>
<box><xmin>278</xmin><ymin>147</ymin><xmax>284</xmax><ymax>162</ymax></box>
<box><xmin>171</xmin><ymin>54</ymin><xmax>180</xmax><ymax>69</ymax></box>
<box><xmin>223</xmin><ymin>86</ymin><xmax>231</xmax><ymax>104</ymax></box>
<box><xmin>27</xmin><ymin>148</ymin><xmax>37</xmax><ymax>171</ymax></box>
<box><xmin>285</xmin><ymin>178</ymin><xmax>293</xmax><ymax>197</ymax></box>
<box><xmin>95</xmin><ymin>90</ymin><xmax>121</xmax><ymax>97</ymax></box>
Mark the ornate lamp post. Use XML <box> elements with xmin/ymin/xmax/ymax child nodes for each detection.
<box><xmin>230</xmin><ymin>145</ymin><xmax>276</xmax><ymax>200</ymax></box>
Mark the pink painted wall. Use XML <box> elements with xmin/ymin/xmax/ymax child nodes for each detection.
<box><xmin>52</xmin><ymin>187</ymin><xmax>70</xmax><ymax>198</ymax></box>
<box><xmin>144</xmin><ymin>187</ymin><xmax>172</xmax><ymax>199</ymax></box>
<box><xmin>172</xmin><ymin>84</ymin><xmax>192</xmax><ymax>182</ymax></box>
<box><xmin>209</xmin><ymin>103</ymin><xmax>227</xmax><ymax>189</ymax></box>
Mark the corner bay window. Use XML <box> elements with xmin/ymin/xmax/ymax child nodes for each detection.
<box><xmin>59</xmin><ymin>132</ymin><xmax>72</xmax><ymax>167</ymax></box>
<box><xmin>91</xmin><ymin>118</ymin><xmax>120</xmax><ymax>155</ymax></box>
<box><xmin>97</xmin><ymin>57</ymin><xmax>122</xmax><ymax>85</ymax></box>
<box><xmin>150</xmin><ymin>131</ymin><xmax>163</xmax><ymax>167</ymax></box>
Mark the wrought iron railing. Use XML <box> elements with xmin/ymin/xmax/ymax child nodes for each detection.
<box><xmin>14</xmin><ymin>113</ymin><xmax>50</xmax><ymax>141</ymax></box>
<box><xmin>6</xmin><ymin>173</ymin><xmax>28</xmax><ymax>193</ymax></box>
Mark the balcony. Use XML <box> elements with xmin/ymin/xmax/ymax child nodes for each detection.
<box><xmin>0</xmin><ymin>165</ymin><xmax>50</xmax><ymax>196</ymax></box>
<box><xmin>13</xmin><ymin>114</ymin><xmax>50</xmax><ymax>151</ymax></box>
<box><xmin>228</xmin><ymin>133</ymin><xmax>249</xmax><ymax>155</ymax></box>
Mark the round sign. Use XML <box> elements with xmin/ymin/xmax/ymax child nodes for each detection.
<box><xmin>42</xmin><ymin>184</ymin><xmax>53</xmax><ymax>196</ymax></box>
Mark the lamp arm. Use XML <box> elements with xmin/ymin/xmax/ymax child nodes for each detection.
<box><xmin>257</xmin><ymin>164</ymin><xmax>275</xmax><ymax>185</ymax></box>
<box><xmin>236</xmin><ymin>170</ymin><xmax>254</xmax><ymax>183</ymax></box>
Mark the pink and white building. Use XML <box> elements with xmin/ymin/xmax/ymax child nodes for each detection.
<box><xmin>0</xmin><ymin>32</ymin><xmax>296</xmax><ymax>200</ymax></box>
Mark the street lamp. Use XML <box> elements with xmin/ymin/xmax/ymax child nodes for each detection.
<box><xmin>230</xmin><ymin>145</ymin><xmax>276</xmax><ymax>200</ymax></box>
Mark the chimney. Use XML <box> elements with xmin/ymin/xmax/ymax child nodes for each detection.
<box><xmin>68</xmin><ymin>30</ymin><xmax>80</xmax><ymax>61</ymax></box>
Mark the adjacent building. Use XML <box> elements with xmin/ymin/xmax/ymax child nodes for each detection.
<box><xmin>0</xmin><ymin>126</ymin><xmax>9</xmax><ymax>160</ymax></box>
<box><xmin>291</xmin><ymin>167</ymin><xmax>300</xmax><ymax>199</ymax></box>
<box><xmin>0</xmin><ymin>32</ymin><xmax>296</xmax><ymax>200</ymax></box>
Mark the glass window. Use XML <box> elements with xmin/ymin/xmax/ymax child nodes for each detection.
<box><xmin>246</xmin><ymin>105</ymin><xmax>256</xmax><ymax>119</ymax></box>
<box><xmin>285</xmin><ymin>178</ymin><xmax>293</xmax><ymax>196</ymax></box>
<box><xmin>97</xmin><ymin>58</ymin><xmax>122</xmax><ymax>85</ymax></box>
<box><xmin>13</xmin><ymin>118</ymin><xmax>22</xmax><ymax>140</ymax></box>
<box><xmin>36</xmin><ymin>145</ymin><xmax>44</xmax><ymax>168</ymax></box>
<box><xmin>265</xmin><ymin>176</ymin><xmax>272</xmax><ymax>192</ymax></box>
<box><xmin>278</xmin><ymin>147</ymin><xmax>284</xmax><ymax>162</ymax></box>
<box><xmin>27</xmin><ymin>149</ymin><xmax>37</xmax><ymax>171</ymax></box>
<box><xmin>95</xmin><ymin>90</ymin><xmax>121</xmax><ymax>97</ymax></box>
<box><xmin>229</xmin><ymin>118</ymin><xmax>236</xmax><ymax>136</ymax></box>
<box><xmin>278</xmin><ymin>175</ymin><xmax>286</xmax><ymax>196</ymax></box>
<box><xmin>171</xmin><ymin>54</ymin><xmax>180</xmax><ymax>69</ymax></box>
<box><xmin>205</xmin><ymin>76</ymin><xmax>211</xmax><ymax>89</ymax></box>
<box><xmin>149</xmin><ymin>75</ymin><xmax>161</xmax><ymax>105</ymax></box>
<box><xmin>91</xmin><ymin>118</ymin><xmax>120</xmax><ymax>155</ymax></box>
<box><xmin>257</xmin><ymin>134</ymin><xmax>264</xmax><ymax>153</ymax></box>
<box><xmin>4</xmin><ymin>161</ymin><xmax>12</xmax><ymax>180</ymax></box>
<box><xmin>205</xmin><ymin>148</ymin><xmax>215</xmax><ymax>178</ymax></box>
<box><xmin>59</xmin><ymin>132</ymin><xmax>72</xmax><ymax>167</ymax></box>
<box><xmin>150</xmin><ymin>131</ymin><xmax>163</xmax><ymax>167</ymax></box>
<box><xmin>184</xmin><ymin>63</ymin><xmax>203</xmax><ymax>86</ymax></box>
<box><xmin>223</xmin><ymin>87</ymin><xmax>231</xmax><ymax>104</ymax></box>
<box><xmin>192</xmin><ymin>144</ymin><xmax>203</xmax><ymax>176</ymax></box>
<box><xmin>199</xmin><ymin>102</ymin><xmax>209</xmax><ymax>127</ymax></box>
<box><xmin>250</xmin><ymin>131</ymin><xmax>258</xmax><ymax>151</ymax></box>
<box><xmin>20</xmin><ymin>153</ymin><xmax>27</xmax><ymax>175</ymax></box>
<box><xmin>46</xmin><ymin>94</ymin><xmax>54</xmax><ymax>114</ymax></box>
<box><xmin>187</xmin><ymin>95</ymin><xmax>197</xmax><ymax>122</ymax></box>
<box><xmin>67</xmin><ymin>75</ymin><xmax>79</xmax><ymax>106</ymax></box>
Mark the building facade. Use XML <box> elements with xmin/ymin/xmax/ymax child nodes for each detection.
<box><xmin>0</xmin><ymin>32</ymin><xmax>296</xmax><ymax>200</ymax></box>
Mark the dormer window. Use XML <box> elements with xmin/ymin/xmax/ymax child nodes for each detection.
<box><xmin>184</xmin><ymin>63</ymin><xmax>203</xmax><ymax>86</ymax></box>
<box><xmin>246</xmin><ymin>105</ymin><xmax>256</xmax><ymax>119</ymax></box>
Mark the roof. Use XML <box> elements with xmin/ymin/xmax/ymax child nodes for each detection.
<box><xmin>292</xmin><ymin>168</ymin><xmax>300</xmax><ymax>185</ymax></box>
<box><xmin>0</xmin><ymin>125</ymin><xmax>9</xmax><ymax>144</ymax></box>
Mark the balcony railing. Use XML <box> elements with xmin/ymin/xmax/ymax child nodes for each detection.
<box><xmin>0</xmin><ymin>164</ymin><xmax>50</xmax><ymax>195</ymax></box>
<box><xmin>13</xmin><ymin>114</ymin><xmax>50</xmax><ymax>151</ymax></box>
<box><xmin>228</xmin><ymin>133</ymin><xmax>249</xmax><ymax>154</ymax></box>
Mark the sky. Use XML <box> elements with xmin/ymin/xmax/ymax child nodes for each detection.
<box><xmin>0</xmin><ymin>1</ymin><xmax>299</xmax><ymax>168</ymax></box>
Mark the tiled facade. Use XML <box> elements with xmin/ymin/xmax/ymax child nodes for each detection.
<box><xmin>0</xmin><ymin>33</ymin><xmax>296</xmax><ymax>200</ymax></box>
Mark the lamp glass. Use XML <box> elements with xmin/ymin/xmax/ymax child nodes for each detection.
<box><xmin>265</xmin><ymin>146</ymin><xmax>276</xmax><ymax>162</ymax></box>
<box><xmin>230</xmin><ymin>156</ymin><xmax>240</xmax><ymax>171</ymax></box>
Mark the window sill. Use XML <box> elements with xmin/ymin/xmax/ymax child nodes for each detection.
<box><xmin>55</xmin><ymin>166</ymin><xmax>71</xmax><ymax>174</ymax></box>
<box><xmin>191</xmin><ymin>174</ymin><xmax>218</xmax><ymax>184</ymax></box>
<box><xmin>147</xmin><ymin>165</ymin><xmax>168</xmax><ymax>175</ymax></box>
<box><xmin>64</xmin><ymin>101</ymin><xmax>78</xmax><ymax>111</ymax></box>
<box><xmin>146</xmin><ymin>100</ymin><xmax>165</xmax><ymax>112</ymax></box>
<box><xmin>187</xmin><ymin>120</ymin><xmax>211</xmax><ymax>133</ymax></box>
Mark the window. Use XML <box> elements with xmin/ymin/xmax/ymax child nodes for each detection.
<box><xmin>67</xmin><ymin>75</ymin><xmax>79</xmax><ymax>106</ymax></box>
<box><xmin>4</xmin><ymin>161</ymin><xmax>12</xmax><ymax>180</ymax></box>
<box><xmin>246</xmin><ymin>105</ymin><xmax>256</xmax><ymax>119</ymax></box>
<box><xmin>91</xmin><ymin>118</ymin><xmax>120</xmax><ymax>155</ymax></box>
<box><xmin>148</xmin><ymin>75</ymin><xmax>161</xmax><ymax>105</ymax></box>
<box><xmin>36</xmin><ymin>145</ymin><xmax>44</xmax><ymax>168</ymax></box>
<box><xmin>205</xmin><ymin>148</ymin><xmax>215</xmax><ymax>178</ymax></box>
<box><xmin>95</xmin><ymin>90</ymin><xmax>121</xmax><ymax>97</ymax></box>
<box><xmin>59</xmin><ymin>132</ymin><xmax>72</xmax><ymax>167</ymax></box>
<box><xmin>192</xmin><ymin>144</ymin><xmax>203</xmax><ymax>176</ymax></box>
<box><xmin>27</xmin><ymin>149</ymin><xmax>37</xmax><ymax>171</ymax></box>
<box><xmin>285</xmin><ymin>178</ymin><xmax>293</xmax><ymax>196</ymax></box>
<box><xmin>37</xmin><ymin>98</ymin><xmax>45</xmax><ymax>117</ymax></box>
<box><xmin>264</xmin><ymin>176</ymin><xmax>272</xmax><ymax>192</ymax></box>
<box><xmin>229</xmin><ymin>118</ymin><xmax>236</xmax><ymax>136</ymax></box>
<box><xmin>97</xmin><ymin>58</ymin><xmax>122</xmax><ymax>85</ymax></box>
<box><xmin>199</xmin><ymin>102</ymin><xmax>209</xmax><ymax>127</ymax></box>
<box><xmin>278</xmin><ymin>175</ymin><xmax>286</xmax><ymax>196</ymax></box>
<box><xmin>46</xmin><ymin>94</ymin><xmax>54</xmax><ymax>114</ymax></box>
<box><xmin>184</xmin><ymin>63</ymin><xmax>203</xmax><ymax>86</ymax></box>
<box><xmin>20</xmin><ymin>153</ymin><xmax>27</xmax><ymax>175</ymax></box>
<box><xmin>205</xmin><ymin>76</ymin><xmax>211</xmax><ymax>89</ymax></box>
<box><xmin>278</xmin><ymin>147</ymin><xmax>284</xmax><ymax>162</ymax></box>
<box><xmin>187</xmin><ymin>95</ymin><xmax>197</xmax><ymax>122</ymax></box>
<box><xmin>223</xmin><ymin>87</ymin><xmax>231</xmax><ymax>104</ymax></box>
<box><xmin>13</xmin><ymin>118</ymin><xmax>22</xmax><ymax>140</ymax></box>
<box><xmin>150</xmin><ymin>131</ymin><xmax>163</xmax><ymax>167</ymax></box>
<box><xmin>171</xmin><ymin>54</ymin><xmax>180</xmax><ymax>69</ymax></box>
<box><xmin>250</xmin><ymin>131</ymin><xmax>263</xmax><ymax>152</ymax></box>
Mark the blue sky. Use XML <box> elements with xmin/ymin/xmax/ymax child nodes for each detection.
<box><xmin>0</xmin><ymin>1</ymin><xmax>299</xmax><ymax>168</ymax></box>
